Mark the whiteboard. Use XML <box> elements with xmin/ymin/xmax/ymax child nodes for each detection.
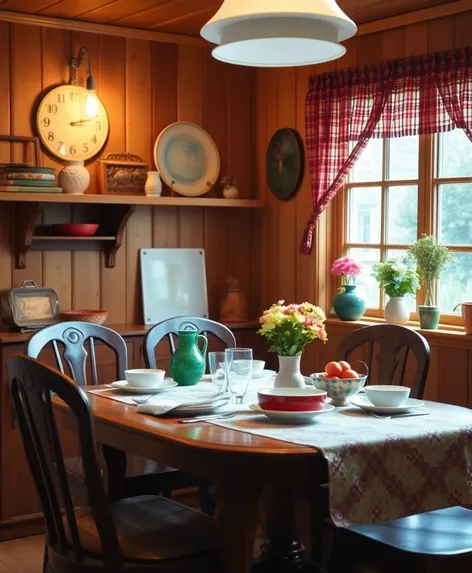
<box><xmin>140</xmin><ymin>248</ymin><xmax>208</xmax><ymax>325</ymax></box>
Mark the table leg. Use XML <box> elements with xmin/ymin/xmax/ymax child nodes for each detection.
<box><xmin>217</xmin><ymin>482</ymin><xmax>262</xmax><ymax>573</ymax></box>
<box><xmin>101</xmin><ymin>444</ymin><xmax>127</xmax><ymax>501</ymax></box>
<box><xmin>254</xmin><ymin>488</ymin><xmax>322</xmax><ymax>573</ymax></box>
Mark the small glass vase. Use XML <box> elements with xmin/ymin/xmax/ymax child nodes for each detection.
<box><xmin>274</xmin><ymin>355</ymin><xmax>306</xmax><ymax>389</ymax></box>
<box><xmin>333</xmin><ymin>284</ymin><xmax>366</xmax><ymax>321</ymax></box>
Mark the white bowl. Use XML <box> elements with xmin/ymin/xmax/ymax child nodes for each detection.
<box><xmin>124</xmin><ymin>369</ymin><xmax>165</xmax><ymax>388</ymax></box>
<box><xmin>252</xmin><ymin>360</ymin><xmax>265</xmax><ymax>375</ymax></box>
<box><xmin>365</xmin><ymin>385</ymin><xmax>411</xmax><ymax>408</ymax></box>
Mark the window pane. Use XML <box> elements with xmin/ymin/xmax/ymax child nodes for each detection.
<box><xmin>387</xmin><ymin>136</ymin><xmax>419</xmax><ymax>180</ymax></box>
<box><xmin>438</xmin><ymin>252</ymin><xmax>472</xmax><ymax>312</ymax></box>
<box><xmin>347</xmin><ymin>187</ymin><xmax>381</xmax><ymax>243</ymax></box>
<box><xmin>386</xmin><ymin>185</ymin><xmax>418</xmax><ymax>244</ymax></box>
<box><xmin>385</xmin><ymin>250</ymin><xmax>417</xmax><ymax>313</ymax></box>
<box><xmin>347</xmin><ymin>248</ymin><xmax>380</xmax><ymax>309</ymax></box>
<box><xmin>437</xmin><ymin>129</ymin><xmax>472</xmax><ymax>178</ymax></box>
<box><xmin>438</xmin><ymin>184</ymin><xmax>472</xmax><ymax>245</ymax></box>
<box><xmin>350</xmin><ymin>139</ymin><xmax>383</xmax><ymax>182</ymax></box>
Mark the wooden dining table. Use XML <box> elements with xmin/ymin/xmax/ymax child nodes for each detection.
<box><xmin>54</xmin><ymin>388</ymin><xmax>328</xmax><ymax>573</ymax></box>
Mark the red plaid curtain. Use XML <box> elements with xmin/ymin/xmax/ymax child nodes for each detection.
<box><xmin>301</xmin><ymin>46</ymin><xmax>472</xmax><ymax>255</ymax></box>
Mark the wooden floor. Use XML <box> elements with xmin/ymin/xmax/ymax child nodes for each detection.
<box><xmin>0</xmin><ymin>535</ymin><xmax>44</xmax><ymax>573</ymax></box>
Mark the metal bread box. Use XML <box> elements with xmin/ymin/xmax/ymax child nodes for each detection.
<box><xmin>0</xmin><ymin>280</ymin><xmax>60</xmax><ymax>331</ymax></box>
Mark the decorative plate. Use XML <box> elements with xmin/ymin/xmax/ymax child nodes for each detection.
<box><xmin>349</xmin><ymin>396</ymin><xmax>425</xmax><ymax>415</ymax></box>
<box><xmin>249</xmin><ymin>402</ymin><xmax>335</xmax><ymax>424</ymax></box>
<box><xmin>266</xmin><ymin>128</ymin><xmax>305</xmax><ymax>200</ymax></box>
<box><xmin>154</xmin><ymin>122</ymin><xmax>220</xmax><ymax>197</ymax></box>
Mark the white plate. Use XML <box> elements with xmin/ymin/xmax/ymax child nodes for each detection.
<box><xmin>171</xmin><ymin>396</ymin><xmax>232</xmax><ymax>416</ymax></box>
<box><xmin>248</xmin><ymin>402</ymin><xmax>335</xmax><ymax>424</ymax></box>
<box><xmin>111</xmin><ymin>379</ymin><xmax>178</xmax><ymax>394</ymax></box>
<box><xmin>252</xmin><ymin>369</ymin><xmax>276</xmax><ymax>379</ymax></box>
<box><xmin>349</xmin><ymin>395</ymin><xmax>424</xmax><ymax>415</ymax></box>
<box><xmin>154</xmin><ymin>122</ymin><xmax>220</xmax><ymax>197</ymax></box>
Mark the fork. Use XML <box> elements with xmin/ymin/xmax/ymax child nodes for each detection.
<box><xmin>178</xmin><ymin>412</ymin><xmax>238</xmax><ymax>424</ymax></box>
<box><xmin>371</xmin><ymin>411</ymin><xmax>430</xmax><ymax>420</ymax></box>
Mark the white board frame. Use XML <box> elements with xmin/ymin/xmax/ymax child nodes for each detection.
<box><xmin>140</xmin><ymin>248</ymin><xmax>208</xmax><ymax>326</ymax></box>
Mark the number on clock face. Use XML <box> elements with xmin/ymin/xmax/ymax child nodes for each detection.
<box><xmin>36</xmin><ymin>84</ymin><xmax>109</xmax><ymax>162</ymax></box>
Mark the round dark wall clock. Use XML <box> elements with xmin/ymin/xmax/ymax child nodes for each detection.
<box><xmin>266</xmin><ymin>127</ymin><xmax>305</xmax><ymax>200</ymax></box>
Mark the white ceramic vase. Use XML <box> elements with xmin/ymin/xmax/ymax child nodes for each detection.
<box><xmin>274</xmin><ymin>355</ymin><xmax>306</xmax><ymax>389</ymax></box>
<box><xmin>223</xmin><ymin>183</ymin><xmax>239</xmax><ymax>199</ymax></box>
<box><xmin>384</xmin><ymin>296</ymin><xmax>410</xmax><ymax>325</ymax></box>
<box><xmin>145</xmin><ymin>171</ymin><xmax>162</xmax><ymax>196</ymax></box>
<box><xmin>59</xmin><ymin>161</ymin><xmax>90</xmax><ymax>195</ymax></box>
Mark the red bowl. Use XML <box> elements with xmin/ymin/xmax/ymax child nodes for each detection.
<box><xmin>257</xmin><ymin>388</ymin><xmax>327</xmax><ymax>412</ymax></box>
<box><xmin>53</xmin><ymin>223</ymin><xmax>99</xmax><ymax>237</ymax></box>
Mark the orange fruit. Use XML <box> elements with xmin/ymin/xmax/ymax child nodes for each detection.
<box><xmin>325</xmin><ymin>361</ymin><xmax>343</xmax><ymax>377</ymax></box>
<box><xmin>339</xmin><ymin>361</ymin><xmax>351</xmax><ymax>371</ymax></box>
<box><xmin>341</xmin><ymin>369</ymin><xmax>359</xmax><ymax>379</ymax></box>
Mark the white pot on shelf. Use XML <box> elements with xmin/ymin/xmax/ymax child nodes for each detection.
<box><xmin>384</xmin><ymin>297</ymin><xmax>410</xmax><ymax>325</ymax></box>
<box><xmin>274</xmin><ymin>355</ymin><xmax>306</xmax><ymax>389</ymax></box>
<box><xmin>145</xmin><ymin>171</ymin><xmax>162</xmax><ymax>196</ymax></box>
<box><xmin>58</xmin><ymin>161</ymin><xmax>90</xmax><ymax>195</ymax></box>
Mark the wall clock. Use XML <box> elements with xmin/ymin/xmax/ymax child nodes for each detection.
<box><xmin>36</xmin><ymin>84</ymin><xmax>109</xmax><ymax>162</ymax></box>
<box><xmin>266</xmin><ymin>128</ymin><xmax>305</xmax><ymax>200</ymax></box>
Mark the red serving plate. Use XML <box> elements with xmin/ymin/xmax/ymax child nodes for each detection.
<box><xmin>53</xmin><ymin>224</ymin><xmax>99</xmax><ymax>237</ymax></box>
<box><xmin>257</xmin><ymin>388</ymin><xmax>327</xmax><ymax>412</ymax></box>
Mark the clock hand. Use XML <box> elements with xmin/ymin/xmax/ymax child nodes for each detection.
<box><xmin>70</xmin><ymin>119</ymin><xmax>92</xmax><ymax>126</ymax></box>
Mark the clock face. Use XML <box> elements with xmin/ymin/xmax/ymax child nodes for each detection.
<box><xmin>36</xmin><ymin>84</ymin><xmax>109</xmax><ymax>162</ymax></box>
<box><xmin>266</xmin><ymin>128</ymin><xmax>305</xmax><ymax>201</ymax></box>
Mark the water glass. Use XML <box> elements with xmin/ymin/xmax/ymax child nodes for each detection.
<box><xmin>224</xmin><ymin>348</ymin><xmax>253</xmax><ymax>404</ymax></box>
<box><xmin>208</xmin><ymin>351</ymin><xmax>226</xmax><ymax>390</ymax></box>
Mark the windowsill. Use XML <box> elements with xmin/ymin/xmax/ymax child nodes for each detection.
<box><xmin>326</xmin><ymin>316</ymin><xmax>472</xmax><ymax>342</ymax></box>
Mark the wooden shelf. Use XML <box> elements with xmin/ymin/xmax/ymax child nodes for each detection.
<box><xmin>0</xmin><ymin>192</ymin><xmax>264</xmax><ymax>208</ymax></box>
<box><xmin>32</xmin><ymin>236</ymin><xmax>116</xmax><ymax>241</ymax></box>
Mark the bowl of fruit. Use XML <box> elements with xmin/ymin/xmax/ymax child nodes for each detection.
<box><xmin>310</xmin><ymin>361</ymin><xmax>368</xmax><ymax>406</ymax></box>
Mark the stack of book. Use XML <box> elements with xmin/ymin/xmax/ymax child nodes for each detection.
<box><xmin>0</xmin><ymin>164</ymin><xmax>61</xmax><ymax>193</ymax></box>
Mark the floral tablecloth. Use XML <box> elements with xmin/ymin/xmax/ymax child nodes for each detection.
<box><xmin>209</xmin><ymin>397</ymin><xmax>472</xmax><ymax>527</ymax></box>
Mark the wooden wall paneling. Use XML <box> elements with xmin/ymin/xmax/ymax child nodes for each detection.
<box><xmin>10</xmin><ymin>24</ymin><xmax>43</xmax><ymax>287</ymax></box>
<box><xmin>125</xmin><ymin>38</ymin><xmax>153</xmax><ymax>324</ymax></box>
<box><xmin>275</xmin><ymin>68</ymin><xmax>297</xmax><ymax>304</ymax></box>
<box><xmin>98</xmin><ymin>35</ymin><xmax>127</xmax><ymax>322</ymax></box>
<box><xmin>37</xmin><ymin>0</ymin><xmax>114</xmax><ymax>19</ymax></box>
<box><xmin>0</xmin><ymin>22</ymin><xmax>11</xmax><ymax>292</ymax></box>
<box><xmin>254</xmin><ymin>69</ymin><xmax>269</xmax><ymax>316</ymax></box>
<box><xmin>202</xmin><ymin>50</ymin><xmax>228</xmax><ymax>319</ymax></box>
<box><xmin>424</xmin><ymin>343</ymin><xmax>439</xmax><ymax>401</ymax></box>
<box><xmin>454</xmin><ymin>10</ymin><xmax>472</xmax><ymax>47</ymax></box>
<box><xmin>405</xmin><ymin>22</ymin><xmax>429</xmax><ymax>56</ymax></box>
<box><xmin>427</xmin><ymin>15</ymin><xmax>455</xmax><ymax>51</ymax></box>
<box><xmin>70</xmin><ymin>31</ymin><xmax>101</xmax><ymax>310</ymax></box>
<box><xmin>177</xmin><ymin>45</ymin><xmax>204</xmax><ymax>250</ymax></box>
<box><xmin>226</xmin><ymin>65</ymin><xmax>254</xmax><ymax>315</ymax></box>
<box><xmin>356</xmin><ymin>32</ymin><xmax>384</xmax><ymax>66</ymax></box>
<box><xmin>468</xmin><ymin>349</ymin><xmax>472</xmax><ymax>408</ymax></box>
<box><xmin>265</xmin><ymin>69</ymin><xmax>279</xmax><ymax>309</ymax></box>
<box><xmin>381</xmin><ymin>27</ymin><xmax>406</xmax><ymax>60</ymax></box>
<box><xmin>151</xmin><ymin>42</ymin><xmax>179</xmax><ymax>248</ymax></box>
<box><xmin>71</xmin><ymin>0</ymin><xmax>166</xmax><ymax>24</ymax></box>
<box><xmin>41</xmin><ymin>27</ymin><xmax>72</xmax><ymax>310</ymax></box>
<box><xmin>436</xmin><ymin>346</ymin><xmax>468</xmax><ymax>406</ymax></box>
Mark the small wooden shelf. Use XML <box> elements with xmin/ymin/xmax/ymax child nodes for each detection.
<box><xmin>0</xmin><ymin>192</ymin><xmax>264</xmax><ymax>208</ymax></box>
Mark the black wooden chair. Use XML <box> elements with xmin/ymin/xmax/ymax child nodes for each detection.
<box><xmin>8</xmin><ymin>355</ymin><xmax>221</xmax><ymax>573</ymax></box>
<box><xmin>26</xmin><ymin>322</ymin><xmax>182</xmax><ymax>502</ymax></box>
<box><xmin>311</xmin><ymin>324</ymin><xmax>431</xmax><ymax>565</ymax></box>
<box><xmin>143</xmin><ymin>316</ymin><xmax>236</xmax><ymax>515</ymax></box>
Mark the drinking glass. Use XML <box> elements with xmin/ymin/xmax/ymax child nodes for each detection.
<box><xmin>208</xmin><ymin>351</ymin><xmax>226</xmax><ymax>390</ymax></box>
<box><xmin>224</xmin><ymin>348</ymin><xmax>253</xmax><ymax>404</ymax></box>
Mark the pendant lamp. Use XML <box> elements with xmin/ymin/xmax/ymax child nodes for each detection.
<box><xmin>200</xmin><ymin>0</ymin><xmax>357</xmax><ymax>67</ymax></box>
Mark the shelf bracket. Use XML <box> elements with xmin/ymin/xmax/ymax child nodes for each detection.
<box><xmin>102</xmin><ymin>204</ymin><xmax>136</xmax><ymax>268</ymax></box>
<box><xmin>14</xmin><ymin>203</ymin><xmax>41</xmax><ymax>269</ymax></box>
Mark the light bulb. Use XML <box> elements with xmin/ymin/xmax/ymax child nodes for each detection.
<box><xmin>85</xmin><ymin>91</ymin><xmax>99</xmax><ymax>119</ymax></box>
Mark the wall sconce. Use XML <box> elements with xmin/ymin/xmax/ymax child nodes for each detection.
<box><xmin>70</xmin><ymin>46</ymin><xmax>100</xmax><ymax>119</ymax></box>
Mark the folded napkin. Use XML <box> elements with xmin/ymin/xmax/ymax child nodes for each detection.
<box><xmin>136</xmin><ymin>387</ymin><xmax>230</xmax><ymax>416</ymax></box>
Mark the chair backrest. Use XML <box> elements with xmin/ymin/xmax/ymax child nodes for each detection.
<box><xmin>8</xmin><ymin>356</ymin><xmax>122</xmax><ymax>571</ymax></box>
<box><xmin>144</xmin><ymin>317</ymin><xmax>236</xmax><ymax>369</ymax></box>
<box><xmin>338</xmin><ymin>324</ymin><xmax>430</xmax><ymax>399</ymax></box>
<box><xmin>26</xmin><ymin>322</ymin><xmax>128</xmax><ymax>387</ymax></box>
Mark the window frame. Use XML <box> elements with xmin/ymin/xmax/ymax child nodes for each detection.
<box><xmin>333</xmin><ymin>132</ymin><xmax>471</xmax><ymax>327</ymax></box>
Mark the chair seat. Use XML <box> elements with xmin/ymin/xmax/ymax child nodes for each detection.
<box><xmin>66</xmin><ymin>455</ymin><xmax>178</xmax><ymax>478</ymax></box>
<box><xmin>71</xmin><ymin>495</ymin><xmax>220</xmax><ymax>563</ymax></box>
<box><xmin>346</xmin><ymin>507</ymin><xmax>472</xmax><ymax>556</ymax></box>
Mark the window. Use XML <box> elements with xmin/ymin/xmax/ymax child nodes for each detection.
<box><xmin>340</xmin><ymin>129</ymin><xmax>472</xmax><ymax>323</ymax></box>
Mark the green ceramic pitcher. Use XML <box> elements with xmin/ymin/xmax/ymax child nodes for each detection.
<box><xmin>170</xmin><ymin>323</ymin><xmax>208</xmax><ymax>386</ymax></box>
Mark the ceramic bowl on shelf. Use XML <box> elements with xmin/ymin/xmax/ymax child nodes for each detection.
<box><xmin>310</xmin><ymin>373</ymin><xmax>367</xmax><ymax>406</ymax></box>
<box><xmin>257</xmin><ymin>388</ymin><xmax>327</xmax><ymax>412</ymax></box>
<box><xmin>364</xmin><ymin>385</ymin><xmax>411</xmax><ymax>408</ymax></box>
<box><xmin>61</xmin><ymin>310</ymin><xmax>108</xmax><ymax>325</ymax></box>
<box><xmin>53</xmin><ymin>223</ymin><xmax>99</xmax><ymax>237</ymax></box>
<box><xmin>124</xmin><ymin>369</ymin><xmax>166</xmax><ymax>388</ymax></box>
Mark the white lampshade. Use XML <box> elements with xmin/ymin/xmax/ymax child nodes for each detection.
<box><xmin>200</xmin><ymin>0</ymin><xmax>357</xmax><ymax>67</ymax></box>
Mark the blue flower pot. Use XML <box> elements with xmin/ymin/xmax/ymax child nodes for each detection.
<box><xmin>333</xmin><ymin>285</ymin><xmax>366</xmax><ymax>321</ymax></box>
